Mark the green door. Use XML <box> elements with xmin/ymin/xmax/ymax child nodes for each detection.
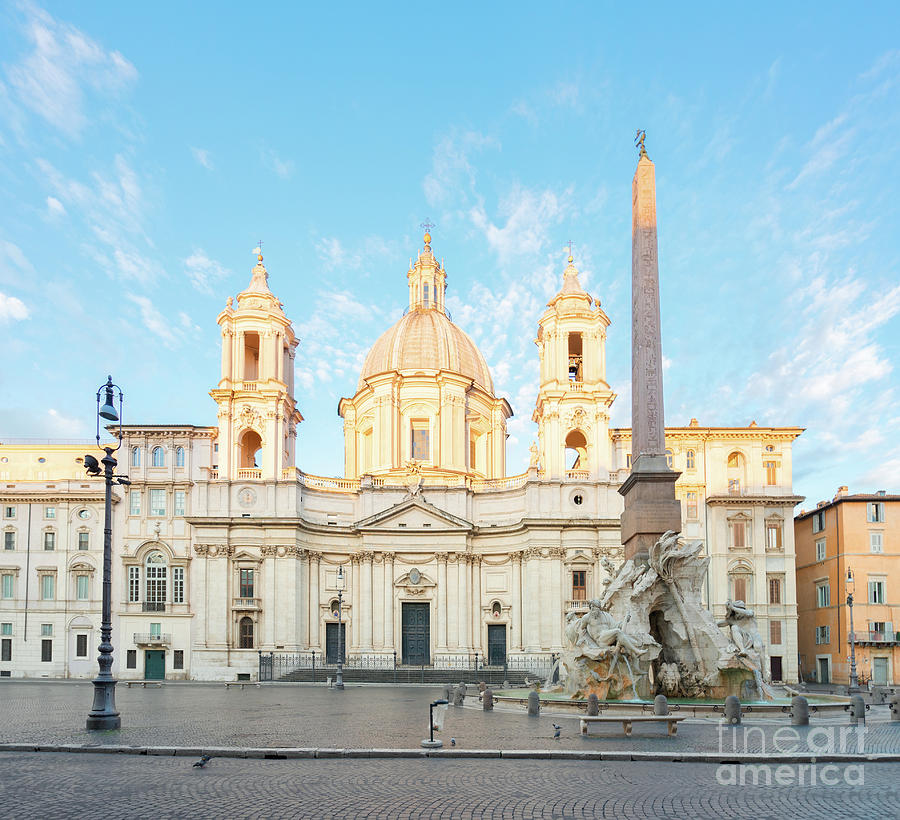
<box><xmin>145</xmin><ymin>650</ymin><xmax>165</xmax><ymax>680</ymax></box>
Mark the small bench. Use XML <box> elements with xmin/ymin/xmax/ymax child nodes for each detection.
<box><xmin>580</xmin><ymin>715</ymin><xmax>686</xmax><ymax>737</ymax></box>
<box><xmin>224</xmin><ymin>682</ymin><xmax>260</xmax><ymax>689</ymax></box>
<box><xmin>125</xmin><ymin>681</ymin><xmax>163</xmax><ymax>688</ymax></box>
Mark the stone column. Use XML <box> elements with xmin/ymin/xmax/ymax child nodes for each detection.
<box><xmin>361</xmin><ymin>552</ymin><xmax>374</xmax><ymax>650</ymax></box>
<box><xmin>437</xmin><ymin>554</ymin><xmax>448</xmax><ymax>652</ymax></box>
<box><xmin>308</xmin><ymin>552</ymin><xmax>320</xmax><ymax>650</ymax></box>
<box><xmin>297</xmin><ymin>549</ymin><xmax>309</xmax><ymax>648</ymax></box>
<box><xmin>351</xmin><ymin>555</ymin><xmax>361</xmax><ymax>651</ymax></box>
<box><xmin>220</xmin><ymin>329</ymin><xmax>232</xmax><ymax>384</ymax></box>
<box><xmin>262</xmin><ymin>546</ymin><xmax>276</xmax><ymax>648</ymax></box>
<box><xmin>619</xmin><ymin>147</ymin><xmax>682</xmax><ymax>561</ymax></box>
<box><xmin>457</xmin><ymin>555</ymin><xmax>469</xmax><ymax>651</ymax></box>
<box><xmin>511</xmin><ymin>552</ymin><xmax>522</xmax><ymax>651</ymax></box>
<box><xmin>471</xmin><ymin>556</ymin><xmax>482</xmax><ymax>655</ymax></box>
<box><xmin>384</xmin><ymin>553</ymin><xmax>395</xmax><ymax>652</ymax></box>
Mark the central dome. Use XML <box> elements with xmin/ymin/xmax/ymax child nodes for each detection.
<box><xmin>358</xmin><ymin>307</ymin><xmax>494</xmax><ymax>392</ymax></box>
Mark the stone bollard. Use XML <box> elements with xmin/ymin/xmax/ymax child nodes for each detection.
<box><xmin>724</xmin><ymin>695</ymin><xmax>741</xmax><ymax>725</ymax></box>
<box><xmin>891</xmin><ymin>694</ymin><xmax>900</xmax><ymax>722</ymax></box>
<box><xmin>483</xmin><ymin>687</ymin><xmax>494</xmax><ymax>711</ymax></box>
<box><xmin>478</xmin><ymin>681</ymin><xmax>486</xmax><ymax>693</ymax></box>
<box><xmin>527</xmin><ymin>690</ymin><xmax>541</xmax><ymax>716</ymax></box>
<box><xmin>443</xmin><ymin>684</ymin><xmax>452</xmax><ymax>702</ymax></box>
<box><xmin>453</xmin><ymin>683</ymin><xmax>466</xmax><ymax>707</ymax></box>
<box><xmin>790</xmin><ymin>695</ymin><xmax>810</xmax><ymax>726</ymax></box>
<box><xmin>587</xmin><ymin>693</ymin><xmax>600</xmax><ymax>716</ymax></box>
<box><xmin>654</xmin><ymin>694</ymin><xmax>669</xmax><ymax>716</ymax></box>
<box><xmin>849</xmin><ymin>694</ymin><xmax>866</xmax><ymax>725</ymax></box>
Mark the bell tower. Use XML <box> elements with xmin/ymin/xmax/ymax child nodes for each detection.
<box><xmin>209</xmin><ymin>250</ymin><xmax>302</xmax><ymax>481</ymax></box>
<box><xmin>532</xmin><ymin>254</ymin><xmax>616</xmax><ymax>479</ymax></box>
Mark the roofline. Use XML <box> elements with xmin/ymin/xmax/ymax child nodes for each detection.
<box><xmin>610</xmin><ymin>426</ymin><xmax>804</xmax><ymax>437</ymax></box>
<box><xmin>795</xmin><ymin>493</ymin><xmax>899</xmax><ymax>520</ymax></box>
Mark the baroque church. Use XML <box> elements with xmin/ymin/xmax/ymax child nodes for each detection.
<box><xmin>0</xmin><ymin>156</ymin><xmax>803</xmax><ymax>683</ymax></box>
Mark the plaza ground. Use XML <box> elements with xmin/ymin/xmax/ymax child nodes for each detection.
<box><xmin>1</xmin><ymin>682</ymin><xmax>898</xmax><ymax>818</ymax></box>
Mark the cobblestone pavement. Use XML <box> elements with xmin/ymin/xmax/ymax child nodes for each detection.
<box><xmin>0</xmin><ymin>752</ymin><xmax>894</xmax><ymax>819</ymax></box>
<box><xmin>2</xmin><ymin>682</ymin><xmax>899</xmax><ymax>756</ymax></box>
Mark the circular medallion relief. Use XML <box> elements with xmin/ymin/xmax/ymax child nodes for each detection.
<box><xmin>409</xmin><ymin>568</ymin><xmax>421</xmax><ymax>585</ymax></box>
<box><xmin>238</xmin><ymin>487</ymin><xmax>257</xmax><ymax>508</ymax></box>
<box><xmin>77</xmin><ymin>509</ymin><xmax>90</xmax><ymax>520</ymax></box>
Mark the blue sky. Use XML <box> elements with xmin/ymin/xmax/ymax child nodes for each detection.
<box><xmin>0</xmin><ymin>1</ymin><xmax>898</xmax><ymax>509</ymax></box>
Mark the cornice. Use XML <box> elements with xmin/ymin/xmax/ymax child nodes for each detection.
<box><xmin>706</xmin><ymin>494</ymin><xmax>805</xmax><ymax>507</ymax></box>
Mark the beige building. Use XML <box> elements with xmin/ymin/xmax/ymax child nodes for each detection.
<box><xmin>796</xmin><ymin>489</ymin><xmax>899</xmax><ymax>686</ymax></box>
<box><xmin>0</xmin><ymin>233</ymin><xmax>804</xmax><ymax>683</ymax></box>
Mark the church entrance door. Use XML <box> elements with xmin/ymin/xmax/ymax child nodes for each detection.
<box><xmin>325</xmin><ymin>623</ymin><xmax>346</xmax><ymax>665</ymax></box>
<box><xmin>144</xmin><ymin>650</ymin><xmax>165</xmax><ymax>680</ymax></box>
<box><xmin>401</xmin><ymin>603</ymin><xmax>430</xmax><ymax>665</ymax></box>
<box><xmin>487</xmin><ymin>624</ymin><xmax>506</xmax><ymax>666</ymax></box>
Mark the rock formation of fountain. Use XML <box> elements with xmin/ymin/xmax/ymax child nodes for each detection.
<box><xmin>561</xmin><ymin>531</ymin><xmax>773</xmax><ymax>701</ymax></box>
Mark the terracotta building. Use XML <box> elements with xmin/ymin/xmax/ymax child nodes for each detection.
<box><xmin>795</xmin><ymin>488</ymin><xmax>899</xmax><ymax>686</ymax></box>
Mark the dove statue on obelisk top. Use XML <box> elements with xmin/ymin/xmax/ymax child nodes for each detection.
<box><xmin>619</xmin><ymin>132</ymin><xmax>682</xmax><ymax>562</ymax></box>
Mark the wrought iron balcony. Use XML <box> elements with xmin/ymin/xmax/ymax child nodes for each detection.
<box><xmin>133</xmin><ymin>633</ymin><xmax>171</xmax><ymax>645</ymax></box>
<box><xmin>142</xmin><ymin>601</ymin><xmax>166</xmax><ymax>612</ymax></box>
<box><xmin>850</xmin><ymin>631</ymin><xmax>900</xmax><ymax>646</ymax></box>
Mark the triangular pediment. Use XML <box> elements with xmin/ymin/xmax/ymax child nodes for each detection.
<box><xmin>354</xmin><ymin>496</ymin><xmax>472</xmax><ymax>532</ymax></box>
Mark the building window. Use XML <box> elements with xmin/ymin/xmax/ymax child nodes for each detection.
<box><xmin>131</xmin><ymin>447</ymin><xmax>141</xmax><ymax>467</ymax></box>
<box><xmin>626</xmin><ymin>453</ymin><xmax>632</xmax><ymax>469</ymax></box>
<box><xmin>870</xmin><ymin>532</ymin><xmax>883</xmax><ymax>554</ymax></box>
<box><xmin>174</xmin><ymin>491</ymin><xmax>186</xmax><ymax>517</ymax></box>
<box><xmin>43</xmin><ymin>531</ymin><xmax>55</xmax><ymax>551</ymax></box>
<box><xmin>685</xmin><ymin>492</ymin><xmax>698</xmax><ymax>520</ymax></box>
<box><xmin>815</xmin><ymin>625</ymin><xmax>830</xmax><ymax>645</ymax></box>
<box><xmin>175</xmin><ymin>447</ymin><xmax>185</xmax><ymax>467</ymax></box>
<box><xmin>768</xmin><ymin>577</ymin><xmax>782</xmax><ymax>605</ymax></box>
<box><xmin>816</xmin><ymin>583</ymin><xmax>830</xmax><ymax>608</ymax></box>
<box><xmin>732</xmin><ymin>575</ymin><xmax>748</xmax><ymax>602</ymax></box>
<box><xmin>44</xmin><ymin>506</ymin><xmax>56</xmax><ymax>519</ymax></box>
<box><xmin>3</xmin><ymin>532</ymin><xmax>14</xmax><ymax>550</ymax></box>
<box><xmin>76</xmin><ymin>634</ymin><xmax>88</xmax><ymax>658</ymax></box>
<box><xmin>149</xmin><ymin>489</ymin><xmax>166</xmax><ymax>517</ymax></box>
<box><xmin>572</xmin><ymin>570</ymin><xmax>586</xmax><ymax>600</ymax></box>
<box><xmin>40</xmin><ymin>575</ymin><xmax>55</xmax><ymax>601</ymax></box>
<box><xmin>240</xmin><ymin>569</ymin><xmax>255</xmax><ymax>598</ymax></box>
<box><xmin>76</xmin><ymin>575</ymin><xmax>89</xmax><ymax>601</ymax></box>
<box><xmin>151</xmin><ymin>447</ymin><xmax>165</xmax><ymax>467</ymax></box>
<box><xmin>1</xmin><ymin>574</ymin><xmax>13</xmax><ymax>599</ymax></box>
<box><xmin>686</xmin><ymin>449</ymin><xmax>695</xmax><ymax>470</ymax></box>
<box><xmin>78</xmin><ymin>532</ymin><xmax>89</xmax><ymax>551</ymax></box>
<box><xmin>728</xmin><ymin>478</ymin><xmax>741</xmax><ymax>494</ymax></box>
<box><xmin>867</xmin><ymin>502</ymin><xmax>885</xmax><ymax>523</ymax></box>
<box><xmin>145</xmin><ymin>552</ymin><xmax>167</xmax><ymax>609</ymax></box>
<box><xmin>172</xmin><ymin>566</ymin><xmax>184</xmax><ymax>604</ymax></box>
<box><xmin>127</xmin><ymin>649</ymin><xmax>137</xmax><ymax>669</ymax></box>
<box><xmin>1</xmin><ymin>638</ymin><xmax>10</xmax><ymax>661</ymax></box>
<box><xmin>239</xmin><ymin>616</ymin><xmax>254</xmax><ymax>649</ymax></box>
<box><xmin>770</xmin><ymin>620</ymin><xmax>782</xmax><ymax>645</ymax></box>
<box><xmin>815</xmin><ymin>539</ymin><xmax>826</xmax><ymax>562</ymax></box>
<box><xmin>868</xmin><ymin>579</ymin><xmax>886</xmax><ymax>605</ymax></box>
<box><xmin>729</xmin><ymin>518</ymin><xmax>749</xmax><ymax>549</ymax></box>
<box><xmin>129</xmin><ymin>490</ymin><xmax>141</xmax><ymax>516</ymax></box>
<box><xmin>410</xmin><ymin>421</ymin><xmax>430</xmax><ymax>461</ymax></box>
<box><xmin>812</xmin><ymin>510</ymin><xmax>825</xmax><ymax>533</ymax></box>
<box><xmin>41</xmin><ymin>639</ymin><xmax>52</xmax><ymax>662</ymax></box>
<box><xmin>173</xmin><ymin>650</ymin><xmax>184</xmax><ymax>670</ymax></box>
<box><xmin>766</xmin><ymin>522</ymin><xmax>783</xmax><ymax>551</ymax></box>
<box><xmin>40</xmin><ymin>623</ymin><xmax>52</xmax><ymax>637</ymax></box>
<box><xmin>2</xmin><ymin>507</ymin><xmax>14</xmax><ymax>519</ymax></box>
<box><xmin>128</xmin><ymin>566</ymin><xmax>141</xmax><ymax>603</ymax></box>
<box><xmin>665</xmin><ymin>449</ymin><xmax>673</xmax><ymax>469</ymax></box>
<box><xmin>764</xmin><ymin>461</ymin><xmax>777</xmax><ymax>486</ymax></box>
<box><xmin>0</xmin><ymin>622</ymin><xmax>11</xmax><ymax>635</ymax></box>
<box><xmin>149</xmin><ymin>622</ymin><xmax>161</xmax><ymax>639</ymax></box>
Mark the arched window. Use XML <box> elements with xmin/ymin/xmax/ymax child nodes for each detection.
<box><xmin>151</xmin><ymin>447</ymin><xmax>165</xmax><ymax>467</ymax></box>
<box><xmin>665</xmin><ymin>448</ymin><xmax>673</xmax><ymax>469</ymax></box>
<box><xmin>175</xmin><ymin>447</ymin><xmax>185</xmax><ymax>467</ymax></box>
<box><xmin>726</xmin><ymin>451</ymin><xmax>746</xmax><ymax>494</ymax></box>
<box><xmin>145</xmin><ymin>551</ymin><xmax>167</xmax><ymax>611</ymax></box>
<box><xmin>239</xmin><ymin>616</ymin><xmax>254</xmax><ymax>649</ymax></box>
<box><xmin>239</xmin><ymin>430</ymin><xmax>263</xmax><ymax>469</ymax></box>
<box><xmin>686</xmin><ymin>449</ymin><xmax>695</xmax><ymax>470</ymax></box>
<box><xmin>131</xmin><ymin>447</ymin><xmax>141</xmax><ymax>467</ymax></box>
<box><xmin>564</xmin><ymin>430</ymin><xmax>588</xmax><ymax>472</ymax></box>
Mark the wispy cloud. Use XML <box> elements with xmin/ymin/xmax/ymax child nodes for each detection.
<box><xmin>191</xmin><ymin>146</ymin><xmax>214</xmax><ymax>170</ymax></box>
<box><xmin>184</xmin><ymin>250</ymin><xmax>230</xmax><ymax>293</ymax></box>
<box><xmin>261</xmin><ymin>146</ymin><xmax>295</xmax><ymax>179</ymax></box>
<box><xmin>314</xmin><ymin>235</ymin><xmax>396</xmax><ymax>271</ymax></box>
<box><xmin>126</xmin><ymin>294</ymin><xmax>180</xmax><ymax>348</ymax></box>
<box><xmin>5</xmin><ymin>3</ymin><xmax>137</xmax><ymax>137</ymax></box>
<box><xmin>787</xmin><ymin>114</ymin><xmax>856</xmax><ymax>189</ymax></box>
<box><xmin>0</xmin><ymin>292</ymin><xmax>30</xmax><ymax>322</ymax></box>
<box><xmin>46</xmin><ymin>195</ymin><xmax>66</xmax><ymax>216</ymax></box>
<box><xmin>423</xmin><ymin>130</ymin><xmax>499</xmax><ymax>207</ymax></box>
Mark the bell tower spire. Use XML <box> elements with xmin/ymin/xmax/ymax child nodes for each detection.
<box><xmin>210</xmin><ymin>246</ymin><xmax>303</xmax><ymax>482</ymax></box>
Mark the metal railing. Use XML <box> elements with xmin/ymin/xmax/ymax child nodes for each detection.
<box><xmin>142</xmin><ymin>602</ymin><xmax>165</xmax><ymax>612</ymax></box>
<box><xmin>259</xmin><ymin>650</ymin><xmax>558</xmax><ymax>683</ymax></box>
<box><xmin>851</xmin><ymin>631</ymin><xmax>900</xmax><ymax>645</ymax></box>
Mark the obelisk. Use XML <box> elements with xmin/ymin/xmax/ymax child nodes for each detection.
<box><xmin>619</xmin><ymin>134</ymin><xmax>682</xmax><ymax>562</ymax></box>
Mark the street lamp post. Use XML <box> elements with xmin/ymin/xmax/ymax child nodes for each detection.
<box><xmin>846</xmin><ymin>566</ymin><xmax>859</xmax><ymax>694</ymax></box>
<box><xmin>335</xmin><ymin>564</ymin><xmax>345</xmax><ymax>690</ymax></box>
<box><xmin>84</xmin><ymin>376</ymin><xmax>129</xmax><ymax>730</ymax></box>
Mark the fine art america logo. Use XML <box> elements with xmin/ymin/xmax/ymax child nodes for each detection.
<box><xmin>716</xmin><ymin>725</ymin><xmax>867</xmax><ymax>787</ymax></box>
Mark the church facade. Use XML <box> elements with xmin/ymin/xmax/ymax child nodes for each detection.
<box><xmin>0</xmin><ymin>166</ymin><xmax>804</xmax><ymax>684</ymax></box>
